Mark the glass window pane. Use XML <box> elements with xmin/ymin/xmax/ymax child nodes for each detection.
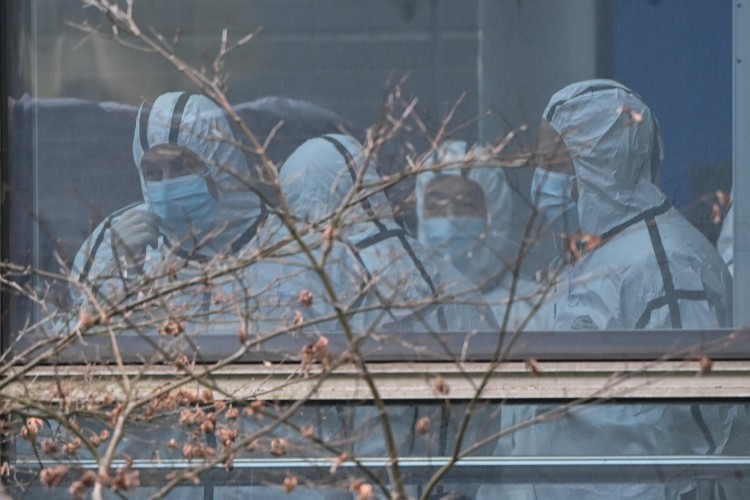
<box><xmin>8</xmin><ymin>402</ymin><xmax>750</xmax><ymax>497</ymax></box>
<box><xmin>2</xmin><ymin>0</ymin><xmax>741</xmax><ymax>361</ymax></box>
<box><xmin>3</xmin><ymin>4</ymin><xmax>748</xmax><ymax>497</ymax></box>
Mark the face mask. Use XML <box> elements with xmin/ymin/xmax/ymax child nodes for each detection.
<box><xmin>530</xmin><ymin>168</ymin><xmax>579</xmax><ymax>233</ymax></box>
<box><xmin>146</xmin><ymin>174</ymin><xmax>218</xmax><ymax>239</ymax></box>
<box><xmin>421</xmin><ymin>216</ymin><xmax>487</xmax><ymax>256</ymax></box>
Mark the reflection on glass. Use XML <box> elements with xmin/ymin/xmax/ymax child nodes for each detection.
<box><xmin>5</xmin><ymin>2</ymin><xmax>733</xmax><ymax>342</ymax></box>
<box><xmin>2</xmin><ymin>4</ymin><xmax>744</xmax><ymax>500</ymax></box>
<box><xmin>9</xmin><ymin>403</ymin><xmax>750</xmax><ymax>498</ymax></box>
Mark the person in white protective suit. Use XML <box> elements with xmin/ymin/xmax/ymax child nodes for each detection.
<box><xmin>246</xmin><ymin>133</ymin><xmax>499</xmax><ymax>336</ymax></box>
<box><xmin>229</xmin><ymin>134</ymin><xmax>500</xmax><ymax>499</ymax></box>
<box><xmin>70</xmin><ymin>92</ymin><xmax>265</xmax><ymax>330</ymax></box>
<box><xmin>415</xmin><ymin>140</ymin><xmax>557</xmax><ymax>331</ymax></box>
<box><xmin>64</xmin><ymin>92</ymin><xmax>314</xmax><ymax>498</ymax></box>
<box><xmin>478</xmin><ymin>80</ymin><xmax>747</xmax><ymax>500</ymax></box>
<box><xmin>536</xmin><ymin>80</ymin><xmax>732</xmax><ymax>330</ymax></box>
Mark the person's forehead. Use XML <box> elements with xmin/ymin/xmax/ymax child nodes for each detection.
<box><xmin>141</xmin><ymin>144</ymin><xmax>206</xmax><ymax>167</ymax></box>
<box><xmin>536</xmin><ymin>119</ymin><xmax>565</xmax><ymax>152</ymax></box>
<box><xmin>425</xmin><ymin>175</ymin><xmax>484</xmax><ymax>197</ymax></box>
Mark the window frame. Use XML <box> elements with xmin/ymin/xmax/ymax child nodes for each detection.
<box><xmin>7</xmin><ymin>328</ymin><xmax>750</xmax><ymax>365</ymax></box>
<box><xmin>2</xmin><ymin>6</ymin><xmax>750</xmax><ymax>497</ymax></box>
<box><xmin>734</xmin><ymin>0</ymin><xmax>750</xmax><ymax>326</ymax></box>
<box><xmin>5</xmin><ymin>360</ymin><xmax>750</xmax><ymax>401</ymax></box>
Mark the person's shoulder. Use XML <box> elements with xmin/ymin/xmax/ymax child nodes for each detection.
<box><xmin>602</xmin><ymin>208</ymin><xmax>711</xmax><ymax>264</ymax></box>
<box><xmin>657</xmin><ymin>209</ymin><xmax>727</xmax><ymax>263</ymax></box>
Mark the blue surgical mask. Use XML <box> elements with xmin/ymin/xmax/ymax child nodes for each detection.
<box><xmin>530</xmin><ymin>168</ymin><xmax>579</xmax><ymax>233</ymax></box>
<box><xmin>421</xmin><ymin>216</ymin><xmax>487</xmax><ymax>256</ymax></box>
<box><xmin>146</xmin><ymin>173</ymin><xmax>218</xmax><ymax>239</ymax></box>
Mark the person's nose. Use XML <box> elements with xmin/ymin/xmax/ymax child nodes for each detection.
<box><xmin>161</xmin><ymin>163</ymin><xmax>175</xmax><ymax>180</ymax></box>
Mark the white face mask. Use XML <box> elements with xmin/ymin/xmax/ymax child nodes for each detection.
<box><xmin>530</xmin><ymin>168</ymin><xmax>579</xmax><ymax>233</ymax></box>
<box><xmin>146</xmin><ymin>173</ymin><xmax>218</xmax><ymax>240</ymax></box>
<box><xmin>421</xmin><ymin>216</ymin><xmax>501</xmax><ymax>286</ymax></box>
<box><xmin>421</xmin><ymin>216</ymin><xmax>487</xmax><ymax>256</ymax></box>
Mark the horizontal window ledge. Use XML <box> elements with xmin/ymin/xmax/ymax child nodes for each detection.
<box><xmin>5</xmin><ymin>360</ymin><xmax>750</xmax><ymax>402</ymax></box>
<box><xmin>11</xmin><ymin>456</ymin><xmax>750</xmax><ymax>486</ymax></box>
<box><xmin>13</xmin><ymin>329</ymin><xmax>750</xmax><ymax>364</ymax></box>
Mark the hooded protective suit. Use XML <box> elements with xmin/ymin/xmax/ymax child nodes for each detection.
<box><xmin>478</xmin><ymin>80</ymin><xmax>744</xmax><ymax>500</ymax></box>
<box><xmin>415</xmin><ymin>140</ymin><xmax>554</xmax><ymax>330</ymax></box>
<box><xmin>70</xmin><ymin>92</ymin><xmax>265</xmax><ymax>325</ymax></box>
<box><xmin>245</xmin><ymin>133</ymin><xmax>499</xmax><ymax>336</ymax></box>
<box><xmin>543</xmin><ymin>80</ymin><xmax>732</xmax><ymax>330</ymax></box>
<box><xmin>235</xmin><ymin>134</ymin><xmax>499</xmax><ymax>498</ymax></box>
<box><xmin>132</xmin><ymin>92</ymin><xmax>264</xmax><ymax>252</ymax></box>
<box><xmin>63</xmin><ymin>94</ymin><xmax>273</xmax><ymax>493</ymax></box>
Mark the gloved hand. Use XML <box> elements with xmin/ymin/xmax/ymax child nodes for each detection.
<box><xmin>109</xmin><ymin>206</ymin><xmax>159</xmax><ymax>268</ymax></box>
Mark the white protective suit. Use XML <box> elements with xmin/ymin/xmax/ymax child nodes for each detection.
<box><xmin>415</xmin><ymin>140</ymin><xmax>553</xmax><ymax>330</ymax></box>
<box><xmin>245</xmin><ymin>133</ymin><xmax>499</xmax><ymax>337</ymax></box>
<box><xmin>236</xmin><ymin>134</ymin><xmax>500</xmax><ymax>498</ymax></box>
<box><xmin>70</xmin><ymin>92</ymin><xmax>265</xmax><ymax>332</ymax></box>
<box><xmin>478</xmin><ymin>80</ymin><xmax>745</xmax><ymax>500</ymax></box>
<box><xmin>543</xmin><ymin>80</ymin><xmax>732</xmax><ymax>330</ymax></box>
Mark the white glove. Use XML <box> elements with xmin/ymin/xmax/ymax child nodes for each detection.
<box><xmin>110</xmin><ymin>206</ymin><xmax>159</xmax><ymax>267</ymax></box>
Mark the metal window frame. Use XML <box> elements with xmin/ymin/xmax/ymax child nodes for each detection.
<box><xmin>11</xmin><ymin>456</ymin><xmax>750</xmax><ymax>488</ymax></box>
<box><xmin>735</xmin><ymin>0</ymin><xmax>750</xmax><ymax>327</ymax></box>
<box><xmin>3</xmin><ymin>7</ymin><xmax>750</xmax><ymax>496</ymax></box>
<box><xmin>0</xmin><ymin>0</ymin><xmax>10</xmax><ymax>356</ymax></box>
<box><xmin>10</xmin><ymin>327</ymin><xmax>750</xmax><ymax>365</ymax></box>
<box><xmin>6</xmin><ymin>360</ymin><xmax>750</xmax><ymax>402</ymax></box>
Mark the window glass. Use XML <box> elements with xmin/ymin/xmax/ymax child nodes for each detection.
<box><xmin>8</xmin><ymin>402</ymin><xmax>750</xmax><ymax>498</ymax></box>
<box><xmin>4</xmin><ymin>3</ymin><xmax>748</xmax><ymax>497</ymax></box>
<box><xmin>3</xmin><ymin>0</ymin><xmax>739</xmax><ymax>357</ymax></box>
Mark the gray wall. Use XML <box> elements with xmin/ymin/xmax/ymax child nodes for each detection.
<box><xmin>10</xmin><ymin>0</ymin><xmax>600</xmax><ymax>269</ymax></box>
<box><xmin>18</xmin><ymin>0</ymin><xmax>484</xmax><ymax>133</ymax></box>
<box><xmin>478</xmin><ymin>0</ymin><xmax>597</xmax><ymax>143</ymax></box>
